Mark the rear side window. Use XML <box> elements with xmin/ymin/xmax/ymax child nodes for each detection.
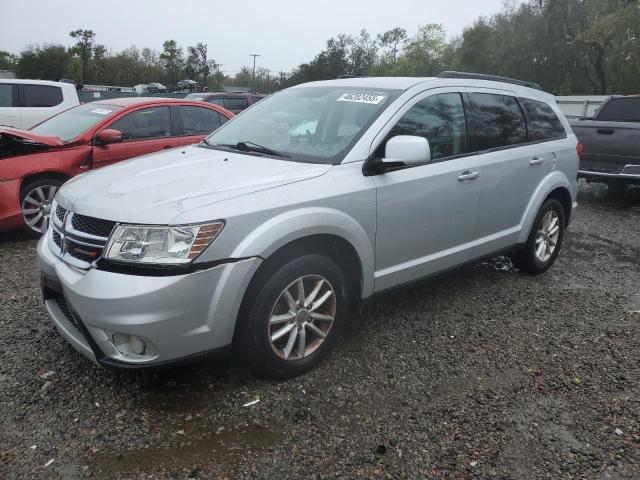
<box><xmin>469</xmin><ymin>93</ymin><xmax>527</xmax><ymax>150</ymax></box>
<box><xmin>596</xmin><ymin>97</ymin><xmax>640</xmax><ymax>122</ymax></box>
<box><xmin>207</xmin><ymin>97</ymin><xmax>226</xmax><ymax>107</ymax></box>
<box><xmin>520</xmin><ymin>98</ymin><xmax>566</xmax><ymax>141</ymax></box>
<box><xmin>251</xmin><ymin>96</ymin><xmax>264</xmax><ymax>104</ymax></box>
<box><xmin>0</xmin><ymin>84</ymin><xmax>15</xmax><ymax>107</ymax></box>
<box><xmin>180</xmin><ymin>106</ymin><xmax>221</xmax><ymax>135</ymax></box>
<box><xmin>389</xmin><ymin>93</ymin><xmax>468</xmax><ymax>161</ymax></box>
<box><xmin>21</xmin><ymin>85</ymin><xmax>63</xmax><ymax>108</ymax></box>
<box><xmin>110</xmin><ymin>106</ymin><xmax>171</xmax><ymax>140</ymax></box>
<box><xmin>226</xmin><ymin>97</ymin><xmax>248</xmax><ymax>110</ymax></box>
<box><xmin>218</xmin><ymin>113</ymin><xmax>230</xmax><ymax>125</ymax></box>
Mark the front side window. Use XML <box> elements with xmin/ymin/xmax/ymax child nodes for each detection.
<box><xmin>180</xmin><ymin>106</ymin><xmax>221</xmax><ymax>135</ymax></box>
<box><xmin>226</xmin><ymin>97</ymin><xmax>249</xmax><ymax>110</ymax></box>
<box><xmin>21</xmin><ymin>85</ymin><xmax>63</xmax><ymax>108</ymax></box>
<box><xmin>0</xmin><ymin>84</ymin><xmax>14</xmax><ymax>107</ymax></box>
<box><xmin>110</xmin><ymin>106</ymin><xmax>171</xmax><ymax>141</ymax></box>
<box><xmin>31</xmin><ymin>103</ymin><xmax>123</xmax><ymax>141</ymax></box>
<box><xmin>595</xmin><ymin>97</ymin><xmax>640</xmax><ymax>122</ymax></box>
<box><xmin>520</xmin><ymin>98</ymin><xmax>566</xmax><ymax>141</ymax></box>
<box><xmin>388</xmin><ymin>93</ymin><xmax>468</xmax><ymax>161</ymax></box>
<box><xmin>469</xmin><ymin>93</ymin><xmax>527</xmax><ymax>150</ymax></box>
<box><xmin>204</xmin><ymin>86</ymin><xmax>400</xmax><ymax>164</ymax></box>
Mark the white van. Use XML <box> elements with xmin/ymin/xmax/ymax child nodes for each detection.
<box><xmin>0</xmin><ymin>79</ymin><xmax>80</xmax><ymax>129</ymax></box>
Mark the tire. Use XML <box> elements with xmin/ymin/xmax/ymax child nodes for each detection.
<box><xmin>513</xmin><ymin>198</ymin><xmax>566</xmax><ymax>275</ymax></box>
<box><xmin>236</xmin><ymin>254</ymin><xmax>349</xmax><ymax>378</ymax></box>
<box><xmin>20</xmin><ymin>178</ymin><xmax>64</xmax><ymax>237</ymax></box>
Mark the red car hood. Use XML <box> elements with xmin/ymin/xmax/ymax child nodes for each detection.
<box><xmin>0</xmin><ymin>127</ymin><xmax>64</xmax><ymax>147</ymax></box>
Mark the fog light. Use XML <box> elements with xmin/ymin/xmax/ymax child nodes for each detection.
<box><xmin>129</xmin><ymin>335</ymin><xmax>146</xmax><ymax>355</ymax></box>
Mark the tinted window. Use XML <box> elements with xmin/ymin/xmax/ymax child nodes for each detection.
<box><xmin>520</xmin><ymin>98</ymin><xmax>566</xmax><ymax>141</ymax></box>
<box><xmin>0</xmin><ymin>84</ymin><xmax>14</xmax><ymax>107</ymax></box>
<box><xmin>251</xmin><ymin>96</ymin><xmax>264</xmax><ymax>104</ymax></box>
<box><xmin>110</xmin><ymin>106</ymin><xmax>171</xmax><ymax>140</ymax></box>
<box><xmin>181</xmin><ymin>106</ymin><xmax>220</xmax><ymax>135</ymax></box>
<box><xmin>469</xmin><ymin>93</ymin><xmax>527</xmax><ymax>150</ymax></box>
<box><xmin>31</xmin><ymin>103</ymin><xmax>122</xmax><ymax>141</ymax></box>
<box><xmin>596</xmin><ymin>97</ymin><xmax>640</xmax><ymax>122</ymax></box>
<box><xmin>389</xmin><ymin>93</ymin><xmax>468</xmax><ymax>160</ymax></box>
<box><xmin>21</xmin><ymin>85</ymin><xmax>63</xmax><ymax>108</ymax></box>
<box><xmin>226</xmin><ymin>97</ymin><xmax>248</xmax><ymax>110</ymax></box>
<box><xmin>218</xmin><ymin>113</ymin><xmax>230</xmax><ymax>125</ymax></box>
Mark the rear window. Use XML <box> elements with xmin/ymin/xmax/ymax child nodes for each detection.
<box><xmin>207</xmin><ymin>97</ymin><xmax>226</xmax><ymax>107</ymax></box>
<box><xmin>469</xmin><ymin>93</ymin><xmax>527</xmax><ymax>150</ymax></box>
<box><xmin>520</xmin><ymin>98</ymin><xmax>566</xmax><ymax>141</ymax></box>
<box><xmin>596</xmin><ymin>97</ymin><xmax>640</xmax><ymax>122</ymax></box>
<box><xmin>21</xmin><ymin>84</ymin><xmax>63</xmax><ymax>108</ymax></box>
<box><xmin>180</xmin><ymin>106</ymin><xmax>221</xmax><ymax>135</ymax></box>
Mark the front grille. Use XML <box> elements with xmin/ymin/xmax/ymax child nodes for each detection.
<box><xmin>72</xmin><ymin>214</ymin><xmax>116</xmax><ymax>238</ymax></box>
<box><xmin>55</xmin><ymin>295</ymin><xmax>82</xmax><ymax>332</ymax></box>
<box><xmin>65</xmin><ymin>241</ymin><xmax>102</xmax><ymax>263</ymax></box>
<box><xmin>52</xmin><ymin>231</ymin><xmax>62</xmax><ymax>249</ymax></box>
<box><xmin>55</xmin><ymin>205</ymin><xmax>66</xmax><ymax>222</ymax></box>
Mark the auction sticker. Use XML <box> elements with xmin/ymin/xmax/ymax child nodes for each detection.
<box><xmin>337</xmin><ymin>93</ymin><xmax>386</xmax><ymax>104</ymax></box>
<box><xmin>90</xmin><ymin>108</ymin><xmax>113</xmax><ymax>115</ymax></box>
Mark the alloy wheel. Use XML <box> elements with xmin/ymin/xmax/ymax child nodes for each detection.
<box><xmin>535</xmin><ymin>210</ymin><xmax>560</xmax><ymax>262</ymax></box>
<box><xmin>21</xmin><ymin>184</ymin><xmax>58</xmax><ymax>234</ymax></box>
<box><xmin>268</xmin><ymin>275</ymin><xmax>336</xmax><ymax>361</ymax></box>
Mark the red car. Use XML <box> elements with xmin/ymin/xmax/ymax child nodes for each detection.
<box><xmin>0</xmin><ymin>98</ymin><xmax>233</xmax><ymax>235</ymax></box>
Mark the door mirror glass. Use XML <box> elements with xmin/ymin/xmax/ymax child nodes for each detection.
<box><xmin>96</xmin><ymin>129</ymin><xmax>123</xmax><ymax>144</ymax></box>
<box><xmin>383</xmin><ymin>135</ymin><xmax>431</xmax><ymax>166</ymax></box>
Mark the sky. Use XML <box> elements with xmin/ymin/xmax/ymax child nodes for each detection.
<box><xmin>0</xmin><ymin>0</ymin><xmax>510</xmax><ymax>75</ymax></box>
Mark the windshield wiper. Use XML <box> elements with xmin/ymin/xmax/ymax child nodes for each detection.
<box><xmin>207</xmin><ymin>141</ymin><xmax>290</xmax><ymax>158</ymax></box>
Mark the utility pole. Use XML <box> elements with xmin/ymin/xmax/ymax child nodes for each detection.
<box><xmin>249</xmin><ymin>53</ymin><xmax>260</xmax><ymax>89</ymax></box>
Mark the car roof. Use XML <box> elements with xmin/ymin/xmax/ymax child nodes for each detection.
<box><xmin>0</xmin><ymin>78</ymin><xmax>76</xmax><ymax>88</ymax></box>
<box><xmin>188</xmin><ymin>92</ymin><xmax>263</xmax><ymax>97</ymax></box>
<box><xmin>296</xmin><ymin>77</ymin><xmax>436</xmax><ymax>91</ymax></box>
<box><xmin>93</xmin><ymin>97</ymin><xmax>200</xmax><ymax>106</ymax></box>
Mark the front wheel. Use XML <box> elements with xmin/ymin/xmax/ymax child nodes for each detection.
<box><xmin>20</xmin><ymin>178</ymin><xmax>64</xmax><ymax>236</ymax></box>
<box><xmin>236</xmin><ymin>254</ymin><xmax>349</xmax><ymax>378</ymax></box>
<box><xmin>513</xmin><ymin>198</ymin><xmax>565</xmax><ymax>274</ymax></box>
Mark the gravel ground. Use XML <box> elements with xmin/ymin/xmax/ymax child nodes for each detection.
<box><xmin>1</xmin><ymin>181</ymin><xmax>639</xmax><ymax>480</ymax></box>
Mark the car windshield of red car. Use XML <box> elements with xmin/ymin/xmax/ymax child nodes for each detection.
<box><xmin>31</xmin><ymin>103</ymin><xmax>123</xmax><ymax>142</ymax></box>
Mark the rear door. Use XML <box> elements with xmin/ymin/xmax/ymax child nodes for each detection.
<box><xmin>467</xmin><ymin>91</ymin><xmax>558</xmax><ymax>257</ymax></box>
<box><xmin>0</xmin><ymin>83</ymin><xmax>20</xmax><ymax>128</ymax></box>
<box><xmin>18</xmin><ymin>84</ymin><xmax>64</xmax><ymax>129</ymax></box>
<box><xmin>177</xmin><ymin>105</ymin><xmax>222</xmax><ymax>145</ymax></box>
<box><xmin>92</xmin><ymin>105</ymin><xmax>179</xmax><ymax>169</ymax></box>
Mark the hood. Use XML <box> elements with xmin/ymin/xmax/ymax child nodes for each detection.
<box><xmin>0</xmin><ymin>127</ymin><xmax>64</xmax><ymax>147</ymax></box>
<box><xmin>57</xmin><ymin>145</ymin><xmax>331</xmax><ymax>224</ymax></box>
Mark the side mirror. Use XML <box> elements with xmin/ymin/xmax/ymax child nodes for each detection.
<box><xmin>383</xmin><ymin>135</ymin><xmax>431</xmax><ymax>166</ymax></box>
<box><xmin>95</xmin><ymin>129</ymin><xmax>123</xmax><ymax>145</ymax></box>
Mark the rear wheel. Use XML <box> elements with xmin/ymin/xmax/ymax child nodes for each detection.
<box><xmin>20</xmin><ymin>178</ymin><xmax>64</xmax><ymax>236</ymax></box>
<box><xmin>236</xmin><ymin>254</ymin><xmax>349</xmax><ymax>378</ymax></box>
<box><xmin>513</xmin><ymin>198</ymin><xmax>565</xmax><ymax>274</ymax></box>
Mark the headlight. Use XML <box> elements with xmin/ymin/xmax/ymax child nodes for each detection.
<box><xmin>104</xmin><ymin>221</ymin><xmax>224</xmax><ymax>264</ymax></box>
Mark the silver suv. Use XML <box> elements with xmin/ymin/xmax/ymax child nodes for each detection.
<box><xmin>38</xmin><ymin>72</ymin><xmax>579</xmax><ymax>378</ymax></box>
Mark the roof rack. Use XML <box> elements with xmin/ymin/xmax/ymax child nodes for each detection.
<box><xmin>337</xmin><ymin>74</ymin><xmax>362</xmax><ymax>79</ymax></box>
<box><xmin>437</xmin><ymin>71</ymin><xmax>542</xmax><ymax>91</ymax></box>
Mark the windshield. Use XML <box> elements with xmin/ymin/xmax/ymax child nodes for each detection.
<box><xmin>203</xmin><ymin>86</ymin><xmax>400</xmax><ymax>164</ymax></box>
<box><xmin>31</xmin><ymin>103</ymin><xmax>122</xmax><ymax>141</ymax></box>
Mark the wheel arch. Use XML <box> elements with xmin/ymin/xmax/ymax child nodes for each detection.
<box><xmin>20</xmin><ymin>171</ymin><xmax>70</xmax><ymax>196</ymax></box>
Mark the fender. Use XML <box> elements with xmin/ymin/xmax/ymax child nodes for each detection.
<box><xmin>229</xmin><ymin>207</ymin><xmax>375</xmax><ymax>298</ymax></box>
<box><xmin>517</xmin><ymin>169</ymin><xmax>574</xmax><ymax>244</ymax></box>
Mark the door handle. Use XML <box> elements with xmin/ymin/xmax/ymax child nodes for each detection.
<box><xmin>529</xmin><ymin>157</ymin><xmax>545</xmax><ymax>166</ymax></box>
<box><xmin>458</xmin><ymin>171</ymin><xmax>480</xmax><ymax>181</ymax></box>
<box><xmin>597</xmin><ymin>128</ymin><xmax>614</xmax><ymax>135</ymax></box>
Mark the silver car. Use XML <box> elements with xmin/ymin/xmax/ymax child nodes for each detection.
<box><xmin>38</xmin><ymin>73</ymin><xmax>579</xmax><ymax>377</ymax></box>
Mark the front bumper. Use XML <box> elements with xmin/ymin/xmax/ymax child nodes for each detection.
<box><xmin>0</xmin><ymin>179</ymin><xmax>24</xmax><ymax>231</ymax></box>
<box><xmin>37</xmin><ymin>234</ymin><xmax>262</xmax><ymax>368</ymax></box>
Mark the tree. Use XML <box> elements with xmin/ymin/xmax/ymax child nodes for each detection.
<box><xmin>17</xmin><ymin>44</ymin><xmax>73</xmax><ymax>81</ymax></box>
<box><xmin>92</xmin><ymin>44</ymin><xmax>108</xmax><ymax>84</ymax></box>
<box><xmin>377</xmin><ymin>28</ymin><xmax>407</xmax><ymax>63</ymax></box>
<box><xmin>69</xmin><ymin>29</ymin><xmax>96</xmax><ymax>84</ymax></box>
<box><xmin>0</xmin><ymin>50</ymin><xmax>18</xmax><ymax>70</ymax></box>
<box><xmin>159</xmin><ymin>40</ymin><xmax>184</xmax><ymax>85</ymax></box>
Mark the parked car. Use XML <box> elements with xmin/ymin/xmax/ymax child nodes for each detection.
<box><xmin>0</xmin><ymin>98</ymin><xmax>233</xmax><ymax>235</ymax></box>
<box><xmin>146</xmin><ymin>82</ymin><xmax>166</xmax><ymax>93</ymax></box>
<box><xmin>571</xmin><ymin>95</ymin><xmax>640</xmax><ymax>196</ymax></box>
<box><xmin>38</xmin><ymin>72</ymin><xmax>578</xmax><ymax>378</ymax></box>
<box><xmin>177</xmin><ymin>79</ymin><xmax>197</xmax><ymax>90</ymax></box>
<box><xmin>184</xmin><ymin>92</ymin><xmax>266</xmax><ymax>114</ymax></box>
<box><xmin>0</xmin><ymin>79</ymin><xmax>80</xmax><ymax>129</ymax></box>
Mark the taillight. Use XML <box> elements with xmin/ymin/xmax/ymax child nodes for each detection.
<box><xmin>576</xmin><ymin>142</ymin><xmax>583</xmax><ymax>160</ymax></box>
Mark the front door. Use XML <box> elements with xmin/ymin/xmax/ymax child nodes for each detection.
<box><xmin>92</xmin><ymin>105</ymin><xmax>180</xmax><ymax>169</ymax></box>
<box><xmin>372</xmin><ymin>90</ymin><xmax>481</xmax><ymax>292</ymax></box>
